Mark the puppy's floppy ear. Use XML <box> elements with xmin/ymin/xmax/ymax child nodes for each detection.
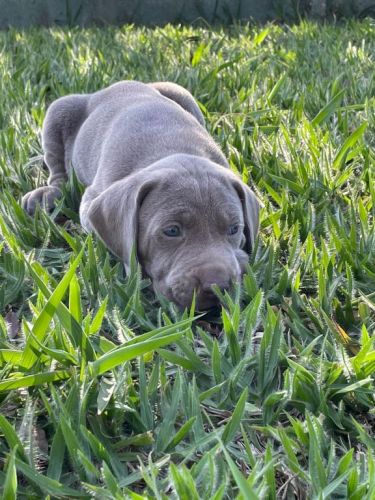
<box><xmin>86</xmin><ymin>174</ymin><xmax>155</xmax><ymax>273</ymax></box>
<box><xmin>232</xmin><ymin>179</ymin><xmax>260</xmax><ymax>254</ymax></box>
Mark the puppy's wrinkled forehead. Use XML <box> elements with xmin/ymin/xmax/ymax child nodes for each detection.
<box><xmin>140</xmin><ymin>170</ymin><xmax>243</xmax><ymax>225</ymax></box>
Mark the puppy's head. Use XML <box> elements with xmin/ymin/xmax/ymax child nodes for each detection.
<box><xmin>87</xmin><ymin>155</ymin><xmax>259</xmax><ymax>310</ymax></box>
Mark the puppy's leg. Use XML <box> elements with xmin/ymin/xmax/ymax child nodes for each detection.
<box><xmin>149</xmin><ymin>82</ymin><xmax>205</xmax><ymax>126</ymax></box>
<box><xmin>79</xmin><ymin>186</ymin><xmax>99</xmax><ymax>233</ymax></box>
<box><xmin>22</xmin><ymin>95</ymin><xmax>87</xmax><ymax>215</ymax></box>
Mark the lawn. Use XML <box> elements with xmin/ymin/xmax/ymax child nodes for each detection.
<box><xmin>0</xmin><ymin>19</ymin><xmax>375</xmax><ymax>499</ymax></box>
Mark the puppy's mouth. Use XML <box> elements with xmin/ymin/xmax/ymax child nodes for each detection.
<box><xmin>159</xmin><ymin>286</ymin><xmax>218</xmax><ymax>311</ymax></box>
<box><xmin>167</xmin><ymin>286</ymin><xmax>225</xmax><ymax>312</ymax></box>
<box><xmin>195</xmin><ymin>292</ymin><xmax>222</xmax><ymax>312</ymax></box>
<box><xmin>196</xmin><ymin>305</ymin><xmax>222</xmax><ymax>323</ymax></box>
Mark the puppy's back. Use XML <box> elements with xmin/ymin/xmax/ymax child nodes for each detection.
<box><xmin>72</xmin><ymin>81</ymin><xmax>227</xmax><ymax>190</ymax></box>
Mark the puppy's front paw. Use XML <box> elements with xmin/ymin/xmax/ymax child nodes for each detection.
<box><xmin>22</xmin><ymin>186</ymin><xmax>62</xmax><ymax>215</ymax></box>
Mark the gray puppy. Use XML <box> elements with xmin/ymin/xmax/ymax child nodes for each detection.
<box><xmin>22</xmin><ymin>81</ymin><xmax>259</xmax><ymax>310</ymax></box>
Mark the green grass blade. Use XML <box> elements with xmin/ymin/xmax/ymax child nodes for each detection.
<box><xmin>20</xmin><ymin>249</ymin><xmax>84</xmax><ymax>369</ymax></box>
<box><xmin>15</xmin><ymin>458</ymin><xmax>87</xmax><ymax>498</ymax></box>
<box><xmin>333</xmin><ymin>122</ymin><xmax>367</xmax><ymax>169</ymax></box>
<box><xmin>89</xmin><ymin>297</ymin><xmax>108</xmax><ymax>334</ymax></box>
<box><xmin>3</xmin><ymin>445</ymin><xmax>17</xmax><ymax>500</ymax></box>
<box><xmin>222</xmin><ymin>387</ymin><xmax>248</xmax><ymax>445</ymax></box>
<box><xmin>311</xmin><ymin>90</ymin><xmax>344</xmax><ymax>127</ymax></box>
<box><xmin>165</xmin><ymin>417</ymin><xmax>197</xmax><ymax>451</ymax></box>
<box><xmin>88</xmin><ymin>332</ymin><xmax>183</xmax><ymax>376</ymax></box>
<box><xmin>0</xmin><ymin>370</ymin><xmax>72</xmax><ymax>392</ymax></box>
<box><xmin>69</xmin><ymin>274</ymin><xmax>82</xmax><ymax>324</ymax></box>
<box><xmin>220</xmin><ymin>443</ymin><xmax>259</xmax><ymax>500</ymax></box>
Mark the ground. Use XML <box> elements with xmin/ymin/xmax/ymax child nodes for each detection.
<box><xmin>0</xmin><ymin>19</ymin><xmax>374</xmax><ymax>499</ymax></box>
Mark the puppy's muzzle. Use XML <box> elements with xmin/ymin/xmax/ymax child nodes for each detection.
<box><xmin>169</xmin><ymin>264</ymin><xmax>238</xmax><ymax>310</ymax></box>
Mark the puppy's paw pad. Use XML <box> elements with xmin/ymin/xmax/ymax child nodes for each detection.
<box><xmin>22</xmin><ymin>186</ymin><xmax>62</xmax><ymax>215</ymax></box>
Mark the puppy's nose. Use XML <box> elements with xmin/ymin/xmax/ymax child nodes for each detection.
<box><xmin>200</xmin><ymin>268</ymin><xmax>231</xmax><ymax>293</ymax></box>
<box><xmin>201</xmin><ymin>279</ymin><xmax>230</xmax><ymax>296</ymax></box>
<box><xmin>196</xmin><ymin>268</ymin><xmax>232</xmax><ymax>309</ymax></box>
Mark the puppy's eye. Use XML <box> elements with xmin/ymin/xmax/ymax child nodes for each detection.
<box><xmin>228</xmin><ymin>224</ymin><xmax>239</xmax><ymax>235</ymax></box>
<box><xmin>163</xmin><ymin>225</ymin><xmax>181</xmax><ymax>237</ymax></box>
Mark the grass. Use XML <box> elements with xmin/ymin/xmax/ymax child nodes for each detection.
<box><xmin>0</xmin><ymin>18</ymin><xmax>375</xmax><ymax>499</ymax></box>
